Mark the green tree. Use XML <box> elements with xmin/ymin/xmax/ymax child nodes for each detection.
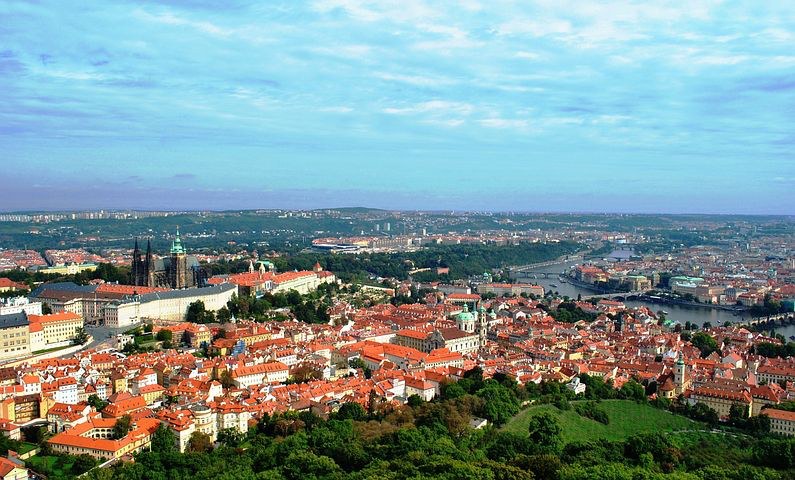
<box><xmin>187</xmin><ymin>431</ymin><xmax>213</xmax><ymax>453</ymax></box>
<box><xmin>112</xmin><ymin>415</ymin><xmax>132</xmax><ymax>439</ymax></box>
<box><xmin>87</xmin><ymin>394</ymin><xmax>108</xmax><ymax>412</ymax></box>
<box><xmin>73</xmin><ymin>327</ymin><xmax>90</xmax><ymax>345</ymax></box>
<box><xmin>150</xmin><ymin>423</ymin><xmax>176</xmax><ymax>453</ymax></box>
<box><xmin>187</xmin><ymin>300</ymin><xmax>214</xmax><ymax>323</ymax></box>
<box><xmin>217</xmin><ymin>427</ymin><xmax>246</xmax><ymax>447</ymax></box>
<box><xmin>336</xmin><ymin>402</ymin><xmax>367</xmax><ymax>421</ymax></box>
<box><xmin>72</xmin><ymin>453</ymin><xmax>98</xmax><ymax>474</ymax></box>
<box><xmin>526</xmin><ymin>412</ymin><xmax>562</xmax><ymax>453</ymax></box>
<box><xmin>281</xmin><ymin>450</ymin><xmax>341</xmax><ymax>480</ymax></box>
<box><xmin>618</xmin><ymin>380</ymin><xmax>646</xmax><ymax>401</ymax></box>
<box><xmin>690</xmin><ymin>332</ymin><xmax>719</xmax><ymax>358</ymax></box>
<box><xmin>216</xmin><ymin>306</ymin><xmax>232</xmax><ymax>323</ymax></box>
<box><xmin>476</xmin><ymin>381</ymin><xmax>520</xmax><ymax>427</ymax></box>
<box><xmin>156</xmin><ymin>329</ymin><xmax>173</xmax><ymax>343</ymax></box>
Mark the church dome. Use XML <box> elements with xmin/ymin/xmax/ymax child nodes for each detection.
<box><xmin>457</xmin><ymin>304</ymin><xmax>475</xmax><ymax>322</ymax></box>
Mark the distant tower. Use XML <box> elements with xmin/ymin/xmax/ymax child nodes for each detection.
<box><xmin>144</xmin><ymin>239</ymin><xmax>153</xmax><ymax>286</ymax></box>
<box><xmin>313</xmin><ymin>261</ymin><xmax>323</xmax><ymax>273</ymax></box>
<box><xmin>673</xmin><ymin>353</ymin><xmax>689</xmax><ymax>394</ymax></box>
<box><xmin>477</xmin><ymin>305</ymin><xmax>488</xmax><ymax>347</ymax></box>
<box><xmin>169</xmin><ymin>228</ymin><xmax>188</xmax><ymax>289</ymax></box>
<box><xmin>131</xmin><ymin>238</ymin><xmax>143</xmax><ymax>286</ymax></box>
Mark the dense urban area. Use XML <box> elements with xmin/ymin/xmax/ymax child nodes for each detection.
<box><xmin>0</xmin><ymin>209</ymin><xmax>793</xmax><ymax>480</ymax></box>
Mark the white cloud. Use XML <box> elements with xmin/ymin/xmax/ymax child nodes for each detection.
<box><xmin>515</xmin><ymin>51</ymin><xmax>540</xmax><ymax>60</ymax></box>
<box><xmin>375</xmin><ymin>72</ymin><xmax>454</xmax><ymax>87</ymax></box>
<box><xmin>412</xmin><ymin>23</ymin><xmax>482</xmax><ymax>52</ymax></box>
<box><xmin>311</xmin><ymin>44</ymin><xmax>373</xmax><ymax>59</ymax></box>
<box><xmin>479</xmin><ymin>117</ymin><xmax>528</xmax><ymax>129</ymax></box>
<box><xmin>497</xmin><ymin>18</ymin><xmax>572</xmax><ymax>37</ymax></box>
<box><xmin>320</xmin><ymin>106</ymin><xmax>354</xmax><ymax>113</ymax></box>
<box><xmin>383</xmin><ymin>100</ymin><xmax>474</xmax><ymax>115</ymax></box>
<box><xmin>135</xmin><ymin>10</ymin><xmax>236</xmax><ymax>37</ymax></box>
<box><xmin>312</xmin><ymin>0</ymin><xmax>438</xmax><ymax>24</ymax></box>
<box><xmin>692</xmin><ymin>55</ymin><xmax>749</xmax><ymax>65</ymax></box>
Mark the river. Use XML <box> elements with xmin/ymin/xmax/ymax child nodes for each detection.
<box><xmin>518</xmin><ymin>260</ymin><xmax>795</xmax><ymax>339</ymax></box>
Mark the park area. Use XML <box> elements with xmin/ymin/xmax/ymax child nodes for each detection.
<box><xmin>502</xmin><ymin>399</ymin><xmax>699</xmax><ymax>443</ymax></box>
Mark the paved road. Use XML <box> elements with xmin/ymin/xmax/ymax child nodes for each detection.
<box><xmin>83</xmin><ymin>323</ymin><xmax>136</xmax><ymax>351</ymax></box>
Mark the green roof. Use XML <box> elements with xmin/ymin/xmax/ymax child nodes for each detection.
<box><xmin>170</xmin><ymin>228</ymin><xmax>186</xmax><ymax>254</ymax></box>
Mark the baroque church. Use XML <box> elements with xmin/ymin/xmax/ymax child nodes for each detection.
<box><xmin>131</xmin><ymin>229</ymin><xmax>207</xmax><ymax>289</ymax></box>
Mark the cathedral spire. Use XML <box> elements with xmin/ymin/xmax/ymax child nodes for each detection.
<box><xmin>170</xmin><ymin>227</ymin><xmax>185</xmax><ymax>254</ymax></box>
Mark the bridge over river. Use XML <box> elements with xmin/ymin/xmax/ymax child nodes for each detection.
<box><xmin>730</xmin><ymin>312</ymin><xmax>795</xmax><ymax>329</ymax></box>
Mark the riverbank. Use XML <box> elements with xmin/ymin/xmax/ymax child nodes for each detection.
<box><xmin>636</xmin><ymin>295</ymin><xmax>747</xmax><ymax>313</ymax></box>
<box><xmin>560</xmin><ymin>274</ymin><xmax>748</xmax><ymax>314</ymax></box>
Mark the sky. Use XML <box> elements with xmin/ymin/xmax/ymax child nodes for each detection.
<box><xmin>1</xmin><ymin>0</ymin><xmax>794</xmax><ymax>214</ymax></box>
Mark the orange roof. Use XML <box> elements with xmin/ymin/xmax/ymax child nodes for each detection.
<box><xmin>28</xmin><ymin>312</ymin><xmax>82</xmax><ymax>324</ymax></box>
<box><xmin>231</xmin><ymin>361</ymin><xmax>288</xmax><ymax>378</ymax></box>
<box><xmin>139</xmin><ymin>384</ymin><xmax>165</xmax><ymax>394</ymax></box>
<box><xmin>0</xmin><ymin>278</ymin><xmax>27</xmax><ymax>289</ymax></box>
<box><xmin>764</xmin><ymin>408</ymin><xmax>795</xmax><ymax>422</ymax></box>
<box><xmin>273</xmin><ymin>271</ymin><xmax>316</xmax><ymax>284</ymax></box>
<box><xmin>396</xmin><ymin>329</ymin><xmax>429</xmax><ymax>340</ymax></box>
<box><xmin>96</xmin><ymin>284</ymin><xmax>168</xmax><ymax>295</ymax></box>
<box><xmin>446</xmin><ymin>293</ymin><xmax>481</xmax><ymax>300</ymax></box>
<box><xmin>103</xmin><ymin>395</ymin><xmax>147</xmax><ymax>417</ymax></box>
<box><xmin>0</xmin><ymin>456</ymin><xmax>23</xmax><ymax>477</ymax></box>
<box><xmin>48</xmin><ymin>417</ymin><xmax>160</xmax><ymax>453</ymax></box>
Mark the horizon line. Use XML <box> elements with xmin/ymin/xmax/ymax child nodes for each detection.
<box><xmin>0</xmin><ymin>207</ymin><xmax>792</xmax><ymax>218</ymax></box>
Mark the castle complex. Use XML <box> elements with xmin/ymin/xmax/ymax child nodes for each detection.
<box><xmin>131</xmin><ymin>230</ymin><xmax>206</xmax><ymax>289</ymax></box>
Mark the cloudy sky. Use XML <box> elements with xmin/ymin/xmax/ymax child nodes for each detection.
<box><xmin>1</xmin><ymin>0</ymin><xmax>793</xmax><ymax>213</ymax></box>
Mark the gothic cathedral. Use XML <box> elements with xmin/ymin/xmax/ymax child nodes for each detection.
<box><xmin>131</xmin><ymin>229</ymin><xmax>206</xmax><ymax>289</ymax></box>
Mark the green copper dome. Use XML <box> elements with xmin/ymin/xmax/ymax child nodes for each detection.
<box><xmin>170</xmin><ymin>228</ymin><xmax>186</xmax><ymax>254</ymax></box>
<box><xmin>457</xmin><ymin>304</ymin><xmax>474</xmax><ymax>322</ymax></box>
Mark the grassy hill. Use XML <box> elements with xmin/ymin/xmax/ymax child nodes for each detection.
<box><xmin>502</xmin><ymin>400</ymin><xmax>699</xmax><ymax>443</ymax></box>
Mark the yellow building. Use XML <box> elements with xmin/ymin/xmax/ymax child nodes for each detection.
<box><xmin>48</xmin><ymin>417</ymin><xmax>161</xmax><ymax>460</ymax></box>
<box><xmin>0</xmin><ymin>454</ymin><xmax>28</xmax><ymax>480</ymax></box>
<box><xmin>38</xmin><ymin>263</ymin><xmax>97</xmax><ymax>275</ymax></box>
<box><xmin>688</xmin><ymin>387</ymin><xmax>753</xmax><ymax>418</ymax></box>
<box><xmin>0</xmin><ymin>312</ymin><xmax>31</xmax><ymax>361</ymax></box>
<box><xmin>27</xmin><ymin>312</ymin><xmax>83</xmax><ymax>349</ymax></box>
<box><xmin>765</xmin><ymin>408</ymin><xmax>795</xmax><ymax>437</ymax></box>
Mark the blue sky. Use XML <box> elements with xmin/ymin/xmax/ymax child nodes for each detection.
<box><xmin>1</xmin><ymin>0</ymin><xmax>793</xmax><ymax>213</ymax></box>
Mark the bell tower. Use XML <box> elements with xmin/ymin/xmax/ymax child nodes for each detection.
<box><xmin>170</xmin><ymin>228</ymin><xmax>188</xmax><ymax>289</ymax></box>
<box><xmin>674</xmin><ymin>353</ymin><xmax>689</xmax><ymax>394</ymax></box>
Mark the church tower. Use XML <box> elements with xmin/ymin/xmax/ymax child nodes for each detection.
<box><xmin>144</xmin><ymin>239</ymin><xmax>154</xmax><ymax>287</ymax></box>
<box><xmin>673</xmin><ymin>353</ymin><xmax>689</xmax><ymax>395</ymax></box>
<box><xmin>169</xmin><ymin>228</ymin><xmax>188</xmax><ymax>289</ymax></box>
<box><xmin>131</xmin><ymin>238</ymin><xmax>143</xmax><ymax>286</ymax></box>
<box><xmin>477</xmin><ymin>305</ymin><xmax>488</xmax><ymax>347</ymax></box>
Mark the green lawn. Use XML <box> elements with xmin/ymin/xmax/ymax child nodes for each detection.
<box><xmin>27</xmin><ymin>454</ymin><xmax>76</xmax><ymax>477</ymax></box>
<box><xmin>502</xmin><ymin>400</ymin><xmax>699</xmax><ymax>443</ymax></box>
<box><xmin>32</xmin><ymin>344</ymin><xmax>77</xmax><ymax>355</ymax></box>
<box><xmin>18</xmin><ymin>442</ymin><xmax>38</xmax><ymax>455</ymax></box>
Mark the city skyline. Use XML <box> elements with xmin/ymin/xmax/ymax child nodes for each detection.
<box><xmin>2</xmin><ymin>1</ymin><xmax>794</xmax><ymax>214</ymax></box>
